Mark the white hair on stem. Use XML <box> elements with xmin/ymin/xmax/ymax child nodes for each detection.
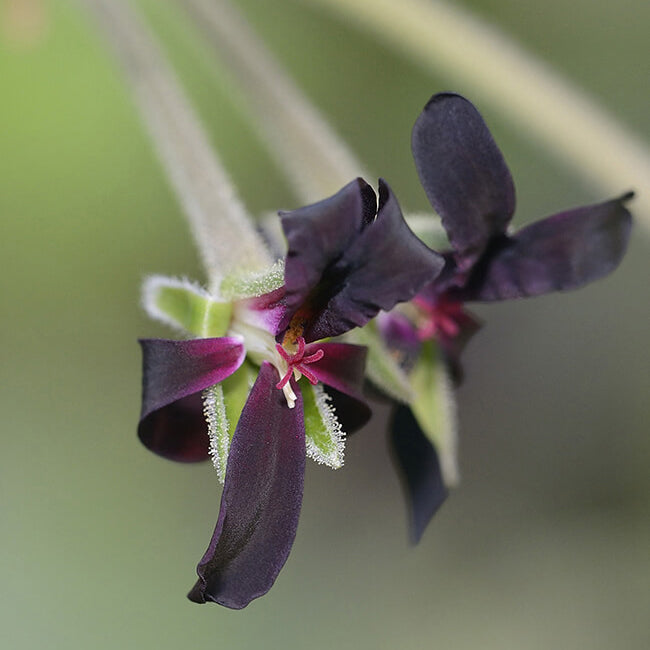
<box><xmin>79</xmin><ymin>0</ymin><xmax>272</xmax><ymax>291</ymax></box>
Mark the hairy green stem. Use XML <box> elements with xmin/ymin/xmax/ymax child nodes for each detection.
<box><xmin>79</xmin><ymin>0</ymin><xmax>272</xmax><ymax>286</ymax></box>
<box><xmin>178</xmin><ymin>0</ymin><xmax>368</xmax><ymax>203</ymax></box>
<box><xmin>305</xmin><ymin>0</ymin><xmax>650</xmax><ymax>221</ymax></box>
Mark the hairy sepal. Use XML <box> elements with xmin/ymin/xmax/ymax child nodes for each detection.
<box><xmin>301</xmin><ymin>382</ymin><xmax>345</xmax><ymax>469</ymax></box>
<box><xmin>220</xmin><ymin>261</ymin><xmax>285</xmax><ymax>301</ymax></box>
<box><xmin>142</xmin><ymin>275</ymin><xmax>231</xmax><ymax>337</ymax></box>
<box><xmin>203</xmin><ymin>361</ymin><xmax>257</xmax><ymax>484</ymax></box>
<box><xmin>410</xmin><ymin>341</ymin><xmax>459</xmax><ymax>486</ymax></box>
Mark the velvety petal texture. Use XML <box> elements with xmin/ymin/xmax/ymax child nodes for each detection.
<box><xmin>459</xmin><ymin>194</ymin><xmax>634</xmax><ymax>301</ymax></box>
<box><xmin>188</xmin><ymin>363</ymin><xmax>305</xmax><ymax>609</ymax></box>
<box><xmin>280</xmin><ymin>178</ymin><xmax>375</xmax><ymax>334</ymax></box>
<box><xmin>281</xmin><ymin>178</ymin><xmax>444</xmax><ymax>342</ymax></box>
<box><xmin>412</xmin><ymin>93</ymin><xmax>515</xmax><ymax>270</ymax></box>
<box><xmin>138</xmin><ymin>393</ymin><xmax>209</xmax><ymax>462</ymax></box>
<box><xmin>138</xmin><ymin>337</ymin><xmax>245</xmax><ymax>461</ymax></box>
<box><xmin>390</xmin><ymin>405</ymin><xmax>448</xmax><ymax>544</ymax></box>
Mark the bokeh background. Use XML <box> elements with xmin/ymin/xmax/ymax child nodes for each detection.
<box><xmin>1</xmin><ymin>0</ymin><xmax>648</xmax><ymax>648</ymax></box>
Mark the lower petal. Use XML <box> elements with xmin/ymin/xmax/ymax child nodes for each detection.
<box><xmin>138</xmin><ymin>337</ymin><xmax>245</xmax><ymax>461</ymax></box>
<box><xmin>390</xmin><ymin>405</ymin><xmax>448</xmax><ymax>544</ymax></box>
<box><xmin>188</xmin><ymin>362</ymin><xmax>305</xmax><ymax>609</ymax></box>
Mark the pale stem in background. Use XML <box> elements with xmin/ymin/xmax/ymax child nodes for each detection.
<box><xmin>80</xmin><ymin>0</ymin><xmax>272</xmax><ymax>288</ymax></box>
<box><xmin>305</xmin><ymin>0</ymin><xmax>650</xmax><ymax>222</ymax></box>
<box><xmin>179</xmin><ymin>0</ymin><xmax>368</xmax><ymax>203</ymax></box>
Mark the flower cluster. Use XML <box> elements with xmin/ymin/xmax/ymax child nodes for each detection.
<box><xmin>139</xmin><ymin>179</ymin><xmax>442</xmax><ymax>608</ymax></box>
<box><xmin>137</xmin><ymin>93</ymin><xmax>633</xmax><ymax>607</ymax></box>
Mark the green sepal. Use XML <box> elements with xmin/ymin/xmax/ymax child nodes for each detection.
<box><xmin>203</xmin><ymin>383</ymin><xmax>228</xmax><ymax>484</ymax></box>
<box><xmin>220</xmin><ymin>260</ymin><xmax>285</xmax><ymax>300</ymax></box>
<box><xmin>301</xmin><ymin>382</ymin><xmax>345</xmax><ymax>469</ymax></box>
<box><xmin>410</xmin><ymin>340</ymin><xmax>459</xmax><ymax>486</ymax></box>
<box><xmin>142</xmin><ymin>276</ymin><xmax>232</xmax><ymax>337</ymax></box>
<box><xmin>203</xmin><ymin>360</ymin><xmax>256</xmax><ymax>484</ymax></box>
<box><xmin>347</xmin><ymin>320</ymin><xmax>413</xmax><ymax>403</ymax></box>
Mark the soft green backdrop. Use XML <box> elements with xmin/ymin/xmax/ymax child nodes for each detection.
<box><xmin>1</xmin><ymin>0</ymin><xmax>648</xmax><ymax>648</ymax></box>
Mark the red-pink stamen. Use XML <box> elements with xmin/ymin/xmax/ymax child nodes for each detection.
<box><xmin>275</xmin><ymin>336</ymin><xmax>324</xmax><ymax>389</ymax></box>
<box><xmin>413</xmin><ymin>295</ymin><xmax>464</xmax><ymax>341</ymax></box>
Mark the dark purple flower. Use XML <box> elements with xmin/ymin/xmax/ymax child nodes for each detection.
<box><xmin>139</xmin><ymin>178</ymin><xmax>443</xmax><ymax>608</ymax></box>
<box><xmin>279</xmin><ymin>177</ymin><xmax>443</xmax><ymax>342</ymax></box>
<box><xmin>387</xmin><ymin>92</ymin><xmax>633</xmax><ymax>542</ymax></box>
<box><xmin>411</xmin><ymin>93</ymin><xmax>632</xmax><ymax>330</ymax></box>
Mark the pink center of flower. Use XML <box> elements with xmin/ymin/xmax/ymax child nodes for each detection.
<box><xmin>275</xmin><ymin>336</ymin><xmax>324</xmax><ymax>389</ymax></box>
<box><xmin>413</xmin><ymin>295</ymin><xmax>465</xmax><ymax>341</ymax></box>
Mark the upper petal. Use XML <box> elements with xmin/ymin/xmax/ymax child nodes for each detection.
<box><xmin>459</xmin><ymin>193</ymin><xmax>634</xmax><ymax>301</ymax></box>
<box><xmin>412</xmin><ymin>93</ymin><xmax>516</xmax><ymax>270</ymax></box>
<box><xmin>297</xmin><ymin>180</ymin><xmax>444</xmax><ymax>341</ymax></box>
<box><xmin>138</xmin><ymin>337</ymin><xmax>245</xmax><ymax>461</ymax></box>
<box><xmin>279</xmin><ymin>178</ymin><xmax>376</xmax><ymax>334</ymax></box>
<box><xmin>188</xmin><ymin>362</ymin><xmax>305</xmax><ymax>609</ymax></box>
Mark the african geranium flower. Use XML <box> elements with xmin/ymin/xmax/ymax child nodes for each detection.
<box><xmin>380</xmin><ymin>93</ymin><xmax>633</xmax><ymax>542</ymax></box>
<box><xmin>138</xmin><ymin>178</ymin><xmax>443</xmax><ymax>608</ymax></box>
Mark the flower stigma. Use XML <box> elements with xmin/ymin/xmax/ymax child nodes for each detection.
<box><xmin>228</xmin><ymin>302</ymin><xmax>325</xmax><ymax>409</ymax></box>
<box><xmin>275</xmin><ymin>337</ymin><xmax>324</xmax><ymax>408</ymax></box>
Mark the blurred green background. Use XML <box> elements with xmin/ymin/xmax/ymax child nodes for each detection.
<box><xmin>1</xmin><ymin>0</ymin><xmax>648</xmax><ymax>648</ymax></box>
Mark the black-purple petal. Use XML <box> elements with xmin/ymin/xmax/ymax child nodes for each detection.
<box><xmin>459</xmin><ymin>194</ymin><xmax>634</xmax><ymax>301</ymax></box>
<box><xmin>285</xmin><ymin>180</ymin><xmax>444</xmax><ymax>342</ymax></box>
<box><xmin>412</xmin><ymin>93</ymin><xmax>516</xmax><ymax>270</ymax></box>
<box><xmin>390</xmin><ymin>405</ymin><xmax>448</xmax><ymax>544</ymax></box>
<box><xmin>138</xmin><ymin>337</ymin><xmax>245</xmax><ymax>462</ymax></box>
<box><xmin>279</xmin><ymin>178</ymin><xmax>376</xmax><ymax>335</ymax></box>
<box><xmin>188</xmin><ymin>362</ymin><xmax>305</xmax><ymax>609</ymax></box>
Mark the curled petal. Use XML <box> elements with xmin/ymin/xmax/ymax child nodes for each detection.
<box><xmin>390</xmin><ymin>405</ymin><xmax>448</xmax><ymax>544</ymax></box>
<box><xmin>322</xmin><ymin>180</ymin><xmax>444</xmax><ymax>336</ymax></box>
<box><xmin>138</xmin><ymin>393</ymin><xmax>209</xmax><ymax>462</ymax></box>
<box><xmin>138</xmin><ymin>337</ymin><xmax>245</xmax><ymax>461</ymax></box>
<box><xmin>279</xmin><ymin>178</ymin><xmax>376</xmax><ymax>335</ymax></box>
<box><xmin>295</xmin><ymin>180</ymin><xmax>444</xmax><ymax>342</ymax></box>
<box><xmin>188</xmin><ymin>362</ymin><xmax>305</xmax><ymax>609</ymax></box>
<box><xmin>412</xmin><ymin>93</ymin><xmax>515</xmax><ymax>270</ymax></box>
<box><xmin>459</xmin><ymin>193</ymin><xmax>634</xmax><ymax>301</ymax></box>
<box><xmin>280</xmin><ymin>179</ymin><xmax>443</xmax><ymax>342</ymax></box>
